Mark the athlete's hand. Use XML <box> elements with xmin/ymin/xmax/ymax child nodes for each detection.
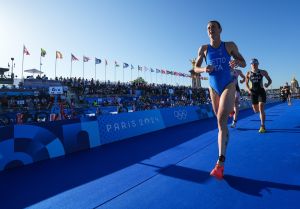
<box><xmin>205</xmin><ymin>65</ymin><xmax>214</xmax><ymax>73</ymax></box>
<box><xmin>247</xmin><ymin>89</ymin><xmax>252</xmax><ymax>95</ymax></box>
<box><xmin>229</xmin><ymin>60</ymin><xmax>240</xmax><ymax>69</ymax></box>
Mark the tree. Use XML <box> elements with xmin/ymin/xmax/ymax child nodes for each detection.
<box><xmin>132</xmin><ymin>77</ymin><xmax>147</xmax><ymax>85</ymax></box>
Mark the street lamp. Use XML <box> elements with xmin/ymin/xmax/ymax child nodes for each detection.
<box><xmin>11</xmin><ymin>57</ymin><xmax>14</xmax><ymax>78</ymax></box>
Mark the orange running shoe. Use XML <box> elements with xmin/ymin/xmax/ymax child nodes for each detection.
<box><xmin>210</xmin><ymin>164</ymin><xmax>224</xmax><ymax>180</ymax></box>
<box><xmin>229</xmin><ymin>111</ymin><xmax>235</xmax><ymax>117</ymax></box>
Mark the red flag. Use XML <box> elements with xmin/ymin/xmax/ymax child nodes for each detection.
<box><xmin>23</xmin><ymin>45</ymin><xmax>30</xmax><ymax>55</ymax></box>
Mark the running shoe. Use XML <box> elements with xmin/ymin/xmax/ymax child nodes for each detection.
<box><xmin>229</xmin><ymin>111</ymin><xmax>235</xmax><ymax>117</ymax></box>
<box><xmin>210</xmin><ymin>164</ymin><xmax>224</xmax><ymax>180</ymax></box>
<box><xmin>258</xmin><ymin>126</ymin><xmax>266</xmax><ymax>133</ymax></box>
<box><xmin>230</xmin><ymin>121</ymin><xmax>236</xmax><ymax>128</ymax></box>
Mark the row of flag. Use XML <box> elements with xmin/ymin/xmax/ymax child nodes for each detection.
<box><xmin>22</xmin><ymin>45</ymin><xmax>203</xmax><ymax>79</ymax></box>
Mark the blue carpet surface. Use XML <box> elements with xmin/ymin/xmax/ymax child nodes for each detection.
<box><xmin>0</xmin><ymin>101</ymin><xmax>299</xmax><ymax>209</ymax></box>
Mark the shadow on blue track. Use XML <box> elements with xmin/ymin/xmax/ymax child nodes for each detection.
<box><xmin>237</xmin><ymin>128</ymin><xmax>300</xmax><ymax>133</ymax></box>
<box><xmin>158</xmin><ymin>165</ymin><xmax>300</xmax><ymax>197</ymax></box>
<box><xmin>225</xmin><ymin>175</ymin><xmax>300</xmax><ymax>197</ymax></box>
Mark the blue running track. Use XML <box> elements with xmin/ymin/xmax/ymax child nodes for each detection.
<box><xmin>0</xmin><ymin>100</ymin><xmax>300</xmax><ymax>209</ymax></box>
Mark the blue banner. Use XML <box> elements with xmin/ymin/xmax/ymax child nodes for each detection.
<box><xmin>97</xmin><ymin>110</ymin><xmax>165</xmax><ymax>144</ymax></box>
<box><xmin>195</xmin><ymin>104</ymin><xmax>214</xmax><ymax>119</ymax></box>
<box><xmin>160</xmin><ymin>106</ymin><xmax>201</xmax><ymax>127</ymax></box>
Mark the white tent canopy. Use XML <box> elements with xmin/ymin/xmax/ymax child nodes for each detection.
<box><xmin>24</xmin><ymin>69</ymin><xmax>43</xmax><ymax>74</ymax></box>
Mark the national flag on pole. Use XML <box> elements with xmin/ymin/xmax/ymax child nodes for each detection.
<box><xmin>23</xmin><ymin>45</ymin><xmax>30</xmax><ymax>55</ymax></box>
<box><xmin>131</xmin><ymin>64</ymin><xmax>134</xmax><ymax>70</ymax></box>
<box><xmin>161</xmin><ymin>69</ymin><xmax>166</xmax><ymax>74</ymax></box>
<box><xmin>83</xmin><ymin>56</ymin><xmax>90</xmax><ymax>62</ymax></box>
<box><xmin>95</xmin><ymin>58</ymin><xmax>101</xmax><ymax>64</ymax></box>
<box><xmin>150</xmin><ymin>68</ymin><xmax>155</xmax><ymax>72</ymax></box>
<box><xmin>156</xmin><ymin>69</ymin><xmax>161</xmax><ymax>73</ymax></box>
<box><xmin>56</xmin><ymin>51</ymin><xmax>63</xmax><ymax>59</ymax></box>
<box><xmin>41</xmin><ymin>48</ymin><xmax>46</xmax><ymax>57</ymax></box>
<box><xmin>123</xmin><ymin>63</ymin><xmax>129</xmax><ymax>68</ymax></box>
<box><xmin>71</xmin><ymin>54</ymin><xmax>79</xmax><ymax>61</ymax></box>
<box><xmin>143</xmin><ymin>66</ymin><xmax>149</xmax><ymax>71</ymax></box>
<box><xmin>138</xmin><ymin>65</ymin><xmax>142</xmax><ymax>71</ymax></box>
<box><xmin>114</xmin><ymin>61</ymin><xmax>120</xmax><ymax>67</ymax></box>
<box><xmin>105</xmin><ymin>59</ymin><xmax>108</xmax><ymax>66</ymax></box>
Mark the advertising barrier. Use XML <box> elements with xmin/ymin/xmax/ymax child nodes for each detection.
<box><xmin>0</xmin><ymin>100</ymin><xmax>279</xmax><ymax>172</ymax></box>
<box><xmin>98</xmin><ymin>110</ymin><xmax>165</xmax><ymax>144</ymax></box>
<box><xmin>160</xmin><ymin>106</ymin><xmax>201</xmax><ymax>127</ymax></box>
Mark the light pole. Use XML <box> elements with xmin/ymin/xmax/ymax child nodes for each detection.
<box><xmin>10</xmin><ymin>57</ymin><xmax>14</xmax><ymax>78</ymax></box>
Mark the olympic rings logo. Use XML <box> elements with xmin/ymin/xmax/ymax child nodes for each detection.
<box><xmin>174</xmin><ymin>110</ymin><xmax>187</xmax><ymax>120</ymax></box>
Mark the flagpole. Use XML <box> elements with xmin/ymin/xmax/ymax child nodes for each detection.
<box><xmin>83</xmin><ymin>59</ymin><xmax>85</xmax><ymax>79</ymax></box>
<box><xmin>166</xmin><ymin>73</ymin><xmax>168</xmax><ymax>85</ymax></box>
<box><xmin>55</xmin><ymin>58</ymin><xmax>57</xmax><ymax>79</ymax></box>
<box><xmin>156</xmin><ymin>71</ymin><xmax>157</xmax><ymax>84</ymax></box>
<box><xmin>95</xmin><ymin>62</ymin><xmax>97</xmax><ymax>80</ymax></box>
<box><xmin>123</xmin><ymin>67</ymin><xmax>124</xmax><ymax>83</ymax></box>
<box><xmin>131</xmin><ymin>68</ymin><xmax>132</xmax><ymax>82</ymax></box>
<box><xmin>70</xmin><ymin>58</ymin><xmax>73</xmax><ymax>78</ymax></box>
<box><xmin>105</xmin><ymin>63</ymin><xmax>107</xmax><ymax>84</ymax></box>
<box><xmin>21</xmin><ymin>48</ymin><xmax>24</xmax><ymax>79</ymax></box>
<box><xmin>39</xmin><ymin>54</ymin><xmax>42</xmax><ymax>77</ymax></box>
<box><xmin>114</xmin><ymin>65</ymin><xmax>116</xmax><ymax>83</ymax></box>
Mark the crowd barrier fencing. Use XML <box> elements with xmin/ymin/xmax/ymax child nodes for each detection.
<box><xmin>0</xmin><ymin>99</ymin><xmax>280</xmax><ymax>172</ymax></box>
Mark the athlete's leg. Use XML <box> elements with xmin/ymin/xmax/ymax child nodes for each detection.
<box><xmin>210</xmin><ymin>82</ymin><xmax>235</xmax><ymax>180</ymax></box>
<box><xmin>230</xmin><ymin>95</ymin><xmax>239</xmax><ymax>128</ymax></box>
<box><xmin>258</xmin><ymin>102</ymin><xmax>265</xmax><ymax>127</ymax></box>
<box><xmin>233</xmin><ymin>92</ymin><xmax>240</xmax><ymax>121</ymax></box>
<box><xmin>252</xmin><ymin>104</ymin><xmax>259</xmax><ymax>113</ymax></box>
<box><xmin>251</xmin><ymin>92</ymin><xmax>259</xmax><ymax>113</ymax></box>
<box><xmin>209</xmin><ymin>87</ymin><xmax>220</xmax><ymax>116</ymax></box>
<box><xmin>288</xmin><ymin>94</ymin><xmax>292</xmax><ymax>105</ymax></box>
<box><xmin>216</xmin><ymin>82</ymin><xmax>235</xmax><ymax>165</ymax></box>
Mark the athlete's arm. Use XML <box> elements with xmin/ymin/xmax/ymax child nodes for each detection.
<box><xmin>226</xmin><ymin>42</ymin><xmax>246</xmax><ymax>69</ymax></box>
<box><xmin>261</xmin><ymin>70</ymin><xmax>272</xmax><ymax>88</ymax></box>
<box><xmin>245</xmin><ymin>71</ymin><xmax>251</xmax><ymax>94</ymax></box>
<box><xmin>194</xmin><ymin>45</ymin><xmax>214</xmax><ymax>73</ymax></box>
<box><xmin>237</xmin><ymin>69</ymin><xmax>246</xmax><ymax>83</ymax></box>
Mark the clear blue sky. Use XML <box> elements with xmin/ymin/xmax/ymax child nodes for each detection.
<box><xmin>0</xmin><ymin>0</ymin><xmax>299</xmax><ymax>88</ymax></box>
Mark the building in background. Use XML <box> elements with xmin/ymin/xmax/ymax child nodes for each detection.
<box><xmin>291</xmin><ymin>76</ymin><xmax>299</xmax><ymax>94</ymax></box>
<box><xmin>189</xmin><ymin>58</ymin><xmax>201</xmax><ymax>89</ymax></box>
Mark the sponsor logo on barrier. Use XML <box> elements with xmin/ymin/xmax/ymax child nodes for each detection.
<box><xmin>106</xmin><ymin>116</ymin><xmax>160</xmax><ymax>132</ymax></box>
<box><xmin>174</xmin><ymin>110</ymin><xmax>187</xmax><ymax>120</ymax></box>
<box><xmin>49</xmin><ymin>86</ymin><xmax>63</xmax><ymax>95</ymax></box>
